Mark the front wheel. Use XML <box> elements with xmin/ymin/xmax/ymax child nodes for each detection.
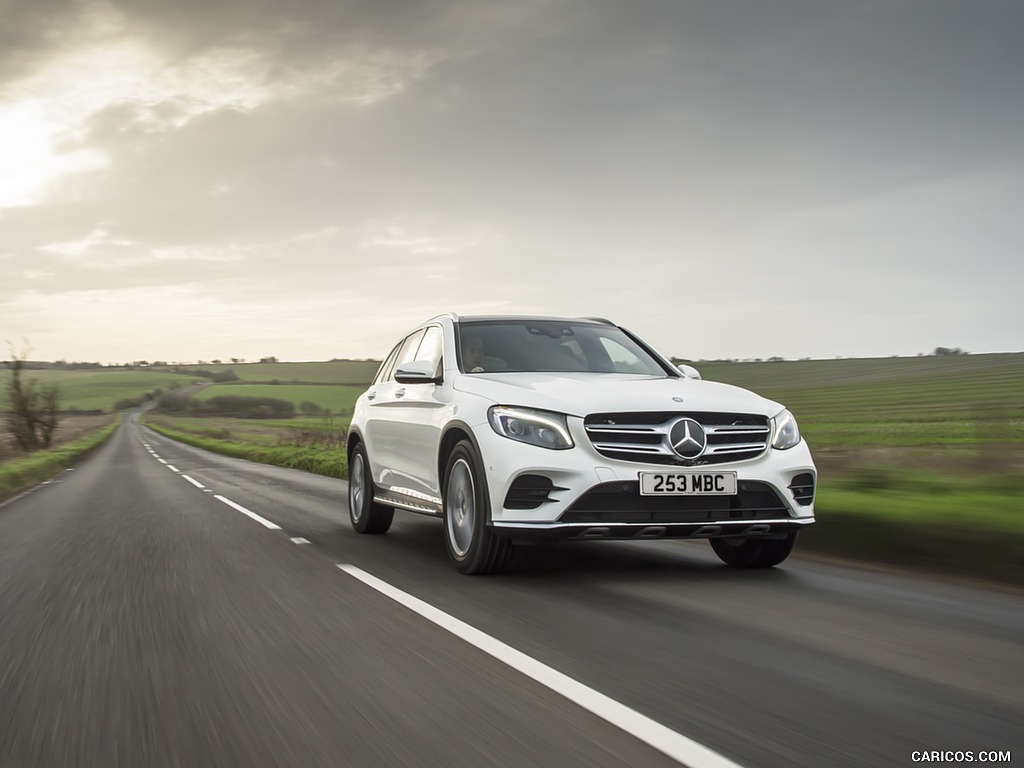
<box><xmin>348</xmin><ymin>443</ymin><xmax>394</xmax><ymax>534</ymax></box>
<box><xmin>443</xmin><ymin>441</ymin><xmax>511</xmax><ymax>574</ymax></box>
<box><xmin>710</xmin><ymin>532</ymin><xmax>798</xmax><ymax>568</ymax></box>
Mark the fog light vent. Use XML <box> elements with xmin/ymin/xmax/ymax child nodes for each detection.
<box><xmin>504</xmin><ymin>475</ymin><xmax>565</xmax><ymax>510</ymax></box>
<box><xmin>788</xmin><ymin>473</ymin><xmax>815</xmax><ymax>506</ymax></box>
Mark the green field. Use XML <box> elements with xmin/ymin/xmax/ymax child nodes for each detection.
<box><xmin>696</xmin><ymin>353</ymin><xmax>1023</xmax><ymax>421</ymax></box>
<box><xmin>182</xmin><ymin>360</ymin><xmax>381</xmax><ymax>384</ymax></box>
<box><xmin>191</xmin><ymin>383</ymin><xmax>366</xmax><ymax>415</ymax></box>
<box><xmin>11</xmin><ymin>369</ymin><xmax>202</xmax><ymax>412</ymax></box>
<box><xmin>6</xmin><ymin>352</ymin><xmax>1023</xmax><ymax>579</ymax></box>
<box><xmin>698</xmin><ymin>354</ymin><xmax>1024</xmax><ymax>469</ymax></box>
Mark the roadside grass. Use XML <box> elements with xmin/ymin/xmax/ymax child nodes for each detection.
<box><xmin>804</xmin><ymin>482</ymin><xmax>1024</xmax><ymax>583</ymax></box>
<box><xmin>142</xmin><ymin>414</ymin><xmax>347</xmax><ymax>478</ymax></box>
<box><xmin>817</xmin><ymin>478</ymin><xmax>1024</xmax><ymax>530</ymax></box>
<box><xmin>0</xmin><ymin>418</ymin><xmax>121</xmax><ymax>502</ymax></box>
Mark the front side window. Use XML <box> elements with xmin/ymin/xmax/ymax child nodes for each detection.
<box><xmin>457</xmin><ymin>320</ymin><xmax>671</xmax><ymax>375</ymax></box>
<box><xmin>386</xmin><ymin>330</ymin><xmax>426</xmax><ymax>382</ymax></box>
<box><xmin>414</xmin><ymin>326</ymin><xmax>444</xmax><ymax>377</ymax></box>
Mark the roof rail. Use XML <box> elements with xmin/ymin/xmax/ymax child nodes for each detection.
<box><xmin>582</xmin><ymin>316</ymin><xmax>614</xmax><ymax>325</ymax></box>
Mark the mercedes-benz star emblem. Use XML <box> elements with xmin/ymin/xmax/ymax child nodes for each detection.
<box><xmin>668</xmin><ymin>418</ymin><xmax>707</xmax><ymax>459</ymax></box>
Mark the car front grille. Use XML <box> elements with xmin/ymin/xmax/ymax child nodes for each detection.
<box><xmin>584</xmin><ymin>411</ymin><xmax>770</xmax><ymax>466</ymax></box>
<box><xmin>560</xmin><ymin>480</ymin><xmax>790</xmax><ymax>524</ymax></box>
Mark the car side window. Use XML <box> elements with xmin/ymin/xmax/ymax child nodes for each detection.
<box><xmin>388</xmin><ymin>329</ymin><xmax>426</xmax><ymax>381</ymax></box>
<box><xmin>414</xmin><ymin>326</ymin><xmax>444</xmax><ymax>377</ymax></box>
<box><xmin>373</xmin><ymin>343</ymin><xmax>402</xmax><ymax>385</ymax></box>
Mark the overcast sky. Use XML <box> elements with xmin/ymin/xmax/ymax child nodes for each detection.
<box><xmin>1</xmin><ymin>0</ymin><xmax>1022</xmax><ymax>364</ymax></box>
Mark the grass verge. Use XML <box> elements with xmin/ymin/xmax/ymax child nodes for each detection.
<box><xmin>144</xmin><ymin>420</ymin><xmax>347</xmax><ymax>478</ymax></box>
<box><xmin>0</xmin><ymin>417</ymin><xmax>122</xmax><ymax>503</ymax></box>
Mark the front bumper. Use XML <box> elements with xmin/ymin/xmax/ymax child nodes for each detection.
<box><xmin>473</xmin><ymin>418</ymin><xmax>816</xmax><ymax>538</ymax></box>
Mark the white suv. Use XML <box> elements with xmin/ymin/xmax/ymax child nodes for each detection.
<box><xmin>346</xmin><ymin>315</ymin><xmax>816</xmax><ymax>574</ymax></box>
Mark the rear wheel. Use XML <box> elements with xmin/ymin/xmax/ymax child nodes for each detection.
<box><xmin>348</xmin><ymin>443</ymin><xmax>394</xmax><ymax>534</ymax></box>
<box><xmin>710</xmin><ymin>532</ymin><xmax>798</xmax><ymax>568</ymax></box>
<box><xmin>443</xmin><ymin>441</ymin><xmax>512</xmax><ymax>574</ymax></box>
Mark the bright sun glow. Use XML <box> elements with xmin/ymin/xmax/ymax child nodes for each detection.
<box><xmin>0</xmin><ymin>35</ymin><xmax>275</xmax><ymax>209</ymax></box>
<box><xmin>0</xmin><ymin>2</ymin><xmax>441</xmax><ymax>210</ymax></box>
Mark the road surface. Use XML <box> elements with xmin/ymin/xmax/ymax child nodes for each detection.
<box><xmin>1</xmin><ymin>417</ymin><xmax>1021</xmax><ymax>767</ymax></box>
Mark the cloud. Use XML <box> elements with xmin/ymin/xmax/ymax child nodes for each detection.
<box><xmin>2</xmin><ymin>0</ymin><xmax>1023</xmax><ymax>361</ymax></box>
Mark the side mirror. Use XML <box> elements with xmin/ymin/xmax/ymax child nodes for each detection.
<box><xmin>677</xmin><ymin>364</ymin><xmax>702</xmax><ymax>380</ymax></box>
<box><xmin>394</xmin><ymin>360</ymin><xmax>441</xmax><ymax>384</ymax></box>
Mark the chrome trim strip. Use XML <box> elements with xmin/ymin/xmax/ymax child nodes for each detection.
<box><xmin>493</xmin><ymin>517</ymin><xmax>815</xmax><ymax>530</ymax></box>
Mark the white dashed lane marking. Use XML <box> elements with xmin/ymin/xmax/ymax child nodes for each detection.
<box><xmin>214</xmin><ymin>495</ymin><xmax>281</xmax><ymax>530</ymax></box>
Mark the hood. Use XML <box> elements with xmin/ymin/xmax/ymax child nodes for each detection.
<box><xmin>452</xmin><ymin>373</ymin><xmax>782</xmax><ymax>418</ymax></box>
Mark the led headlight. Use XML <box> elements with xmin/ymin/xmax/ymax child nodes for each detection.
<box><xmin>488</xmin><ymin>406</ymin><xmax>574</xmax><ymax>450</ymax></box>
<box><xmin>771</xmin><ymin>409</ymin><xmax>801</xmax><ymax>450</ymax></box>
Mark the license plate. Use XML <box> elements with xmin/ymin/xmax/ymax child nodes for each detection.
<box><xmin>639</xmin><ymin>471</ymin><xmax>737</xmax><ymax>496</ymax></box>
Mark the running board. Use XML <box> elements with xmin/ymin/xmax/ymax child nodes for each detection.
<box><xmin>373</xmin><ymin>494</ymin><xmax>442</xmax><ymax>517</ymax></box>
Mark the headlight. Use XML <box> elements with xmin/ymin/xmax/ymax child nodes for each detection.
<box><xmin>488</xmin><ymin>406</ymin><xmax>574</xmax><ymax>450</ymax></box>
<box><xmin>771</xmin><ymin>409</ymin><xmax>801</xmax><ymax>450</ymax></box>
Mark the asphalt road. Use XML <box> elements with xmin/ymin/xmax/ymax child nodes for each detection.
<box><xmin>1</xmin><ymin>417</ymin><xmax>1021</xmax><ymax>768</ymax></box>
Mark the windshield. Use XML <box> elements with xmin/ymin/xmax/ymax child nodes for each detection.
<box><xmin>457</xmin><ymin>320</ymin><xmax>673</xmax><ymax>375</ymax></box>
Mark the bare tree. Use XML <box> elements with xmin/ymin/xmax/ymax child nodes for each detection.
<box><xmin>4</xmin><ymin>341</ymin><xmax>62</xmax><ymax>452</ymax></box>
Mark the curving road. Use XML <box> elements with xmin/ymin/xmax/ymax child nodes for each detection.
<box><xmin>1</xmin><ymin>417</ymin><xmax>1021</xmax><ymax>767</ymax></box>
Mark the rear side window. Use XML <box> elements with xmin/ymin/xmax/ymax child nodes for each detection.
<box><xmin>373</xmin><ymin>343</ymin><xmax>402</xmax><ymax>385</ymax></box>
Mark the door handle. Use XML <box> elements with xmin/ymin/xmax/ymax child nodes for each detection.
<box><xmin>366</xmin><ymin>392</ymin><xmax>376</xmax><ymax>401</ymax></box>
<box><xmin>395</xmin><ymin>388</ymin><xmax>406</xmax><ymax>398</ymax></box>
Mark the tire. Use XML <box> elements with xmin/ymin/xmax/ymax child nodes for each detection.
<box><xmin>348</xmin><ymin>442</ymin><xmax>394</xmax><ymax>534</ymax></box>
<box><xmin>442</xmin><ymin>441</ymin><xmax>512</xmax><ymax>575</ymax></box>
<box><xmin>710</xmin><ymin>531</ymin><xmax>798</xmax><ymax>568</ymax></box>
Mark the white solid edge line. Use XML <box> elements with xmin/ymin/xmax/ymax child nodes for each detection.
<box><xmin>181</xmin><ymin>474</ymin><xmax>205</xmax><ymax>489</ymax></box>
<box><xmin>214</xmin><ymin>495</ymin><xmax>281</xmax><ymax>530</ymax></box>
<box><xmin>337</xmin><ymin>564</ymin><xmax>744</xmax><ymax>768</ymax></box>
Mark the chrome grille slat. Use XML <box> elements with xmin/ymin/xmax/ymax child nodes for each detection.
<box><xmin>591</xmin><ymin>442</ymin><xmax>672</xmax><ymax>454</ymax></box>
<box><xmin>706</xmin><ymin>442</ymin><xmax>769</xmax><ymax>454</ymax></box>
<box><xmin>586</xmin><ymin>427</ymin><xmax>663</xmax><ymax>434</ymax></box>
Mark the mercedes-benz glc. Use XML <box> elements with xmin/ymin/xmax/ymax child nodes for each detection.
<box><xmin>346</xmin><ymin>315</ymin><xmax>816</xmax><ymax>574</ymax></box>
